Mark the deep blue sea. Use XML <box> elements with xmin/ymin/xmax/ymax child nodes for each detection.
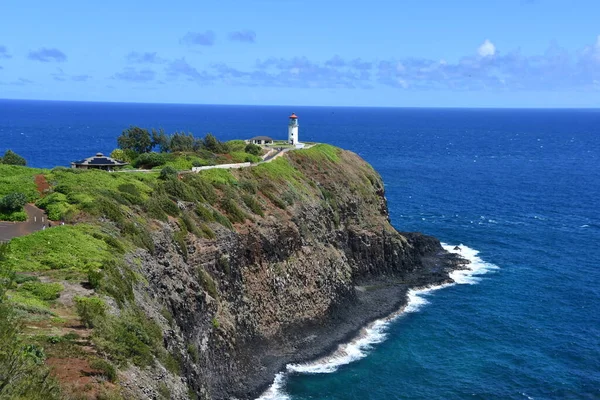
<box><xmin>1</xmin><ymin>100</ymin><xmax>599</xmax><ymax>399</ymax></box>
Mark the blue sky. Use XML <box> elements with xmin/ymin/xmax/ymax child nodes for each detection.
<box><xmin>1</xmin><ymin>0</ymin><xmax>599</xmax><ymax>107</ymax></box>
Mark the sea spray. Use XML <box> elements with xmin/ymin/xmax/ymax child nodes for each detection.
<box><xmin>256</xmin><ymin>243</ymin><xmax>498</xmax><ymax>400</ymax></box>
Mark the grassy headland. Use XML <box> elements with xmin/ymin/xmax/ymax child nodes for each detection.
<box><xmin>0</xmin><ymin>128</ymin><xmax>371</xmax><ymax>399</ymax></box>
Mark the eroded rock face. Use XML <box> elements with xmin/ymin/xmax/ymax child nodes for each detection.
<box><xmin>125</xmin><ymin>149</ymin><xmax>465</xmax><ymax>400</ymax></box>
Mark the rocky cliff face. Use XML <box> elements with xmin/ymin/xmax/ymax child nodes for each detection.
<box><xmin>121</xmin><ymin>148</ymin><xmax>464</xmax><ymax>399</ymax></box>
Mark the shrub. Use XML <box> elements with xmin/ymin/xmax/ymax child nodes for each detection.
<box><xmin>195</xmin><ymin>204</ymin><xmax>214</xmax><ymax>222</ymax></box>
<box><xmin>241</xmin><ymin>194</ymin><xmax>264</xmax><ymax>216</ymax></box>
<box><xmin>14</xmin><ymin>274</ymin><xmax>39</xmax><ymax>285</ymax></box>
<box><xmin>187</xmin><ymin>343</ymin><xmax>199</xmax><ymax>363</ymax></box>
<box><xmin>245</xmin><ymin>143</ymin><xmax>261</xmax><ymax>156</ymax></box>
<box><xmin>200</xmin><ymin>223</ymin><xmax>216</xmax><ymax>239</ymax></box>
<box><xmin>0</xmin><ymin>210</ymin><xmax>27</xmax><ymax>221</ymax></box>
<box><xmin>74</xmin><ymin>296</ymin><xmax>107</xmax><ymax>328</ymax></box>
<box><xmin>158</xmin><ymin>382</ymin><xmax>171</xmax><ymax>399</ymax></box>
<box><xmin>181</xmin><ymin>213</ymin><xmax>202</xmax><ymax>237</ymax></box>
<box><xmin>159</xmin><ymin>166</ymin><xmax>178</xmax><ymax>180</ymax></box>
<box><xmin>239</xmin><ymin>179</ymin><xmax>258</xmax><ymax>194</ymax></box>
<box><xmin>18</xmin><ymin>282</ymin><xmax>64</xmax><ymax>301</ymax></box>
<box><xmin>1</xmin><ymin>149</ymin><xmax>26</xmax><ymax>166</ymax></box>
<box><xmin>93</xmin><ymin>308</ymin><xmax>162</xmax><ymax>367</ymax></box>
<box><xmin>184</xmin><ymin>175</ymin><xmax>217</xmax><ymax>204</ymax></box>
<box><xmin>90</xmin><ymin>358</ymin><xmax>117</xmax><ymax>382</ymax></box>
<box><xmin>221</xmin><ymin>197</ymin><xmax>247</xmax><ymax>224</ymax></box>
<box><xmin>197</xmin><ymin>268</ymin><xmax>218</xmax><ymax>299</ymax></box>
<box><xmin>173</xmin><ymin>229</ymin><xmax>188</xmax><ymax>261</ymax></box>
<box><xmin>132</xmin><ymin>152</ymin><xmax>166</xmax><ymax>169</ymax></box>
<box><xmin>0</xmin><ymin>192</ymin><xmax>27</xmax><ymax>211</ymax></box>
<box><xmin>212</xmin><ymin>210</ymin><xmax>232</xmax><ymax>230</ymax></box>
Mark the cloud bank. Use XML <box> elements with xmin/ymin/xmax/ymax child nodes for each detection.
<box><xmin>28</xmin><ymin>48</ymin><xmax>67</xmax><ymax>62</ymax></box>
<box><xmin>180</xmin><ymin>31</ymin><xmax>216</xmax><ymax>46</ymax></box>
<box><xmin>109</xmin><ymin>36</ymin><xmax>600</xmax><ymax>92</ymax></box>
<box><xmin>126</xmin><ymin>52</ymin><xmax>166</xmax><ymax>64</ymax></box>
<box><xmin>229</xmin><ymin>30</ymin><xmax>256</xmax><ymax>43</ymax></box>
<box><xmin>0</xmin><ymin>45</ymin><xmax>11</xmax><ymax>59</ymax></box>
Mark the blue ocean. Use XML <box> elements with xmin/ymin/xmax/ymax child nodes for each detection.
<box><xmin>1</xmin><ymin>100</ymin><xmax>599</xmax><ymax>399</ymax></box>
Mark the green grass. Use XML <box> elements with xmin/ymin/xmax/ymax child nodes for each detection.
<box><xmin>296</xmin><ymin>143</ymin><xmax>341</xmax><ymax>163</ymax></box>
<box><xmin>251</xmin><ymin>157</ymin><xmax>304</xmax><ymax>186</ymax></box>
<box><xmin>4</xmin><ymin>225</ymin><xmax>114</xmax><ymax>272</ymax></box>
<box><xmin>228</xmin><ymin>151</ymin><xmax>261</xmax><ymax>163</ymax></box>
<box><xmin>197</xmin><ymin>169</ymin><xmax>238</xmax><ymax>186</ymax></box>
<box><xmin>0</xmin><ymin>165</ymin><xmax>44</xmax><ymax>201</ymax></box>
<box><xmin>8</xmin><ymin>291</ymin><xmax>54</xmax><ymax>314</ymax></box>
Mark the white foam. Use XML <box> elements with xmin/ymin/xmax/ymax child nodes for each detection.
<box><xmin>255</xmin><ymin>373</ymin><xmax>291</xmax><ymax>400</ymax></box>
<box><xmin>256</xmin><ymin>243</ymin><xmax>497</xmax><ymax>399</ymax></box>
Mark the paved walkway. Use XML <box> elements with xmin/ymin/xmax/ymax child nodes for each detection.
<box><xmin>0</xmin><ymin>204</ymin><xmax>49</xmax><ymax>242</ymax></box>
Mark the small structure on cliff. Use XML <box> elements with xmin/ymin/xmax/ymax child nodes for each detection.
<box><xmin>71</xmin><ymin>152</ymin><xmax>128</xmax><ymax>171</ymax></box>
<box><xmin>249</xmin><ymin>136</ymin><xmax>274</xmax><ymax>145</ymax></box>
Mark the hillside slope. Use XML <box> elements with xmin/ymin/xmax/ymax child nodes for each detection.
<box><xmin>0</xmin><ymin>145</ymin><xmax>466</xmax><ymax>399</ymax></box>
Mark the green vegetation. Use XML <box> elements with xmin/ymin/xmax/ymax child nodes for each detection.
<box><xmin>89</xmin><ymin>357</ymin><xmax>118</xmax><ymax>382</ymax></box>
<box><xmin>198</xmin><ymin>268</ymin><xmax>218</xmax><ymax>299</ymax></box>
<box><xmin>0</xmin><ymin>244</ymin><xmax>61</xmax><ymax>399</ymax></box>
<box><xmin>298</xmin><ymin>143</ymin><xmax>341</xmax><ymax>163</ymax></box>
<box><xmin>92</xmin><ymin>307</ymin><xmax>162</xmax><ymax>367</ymax></box>
<box><xmin>245</xmin><ymin>143</ymin><xmax>262</xmax><ymax>156</ymax></box>
<box><xmin>17</xmin><ymin>281</ymin><xmax>63</xmax><ymax>301</ymax></box>
<box><xmin>3</xmin><ymin>225</ymin><xmax>113</xmax><ymax>272</ymax></box>
<box><xmin>0</xmin><ymin>131</ymin><xmax>355</xmax><ymax>396</ymax></box>
<box><xmin>117</xmin><ymin>126</ymin><xmax>154</xmax><ymax>154</ymax></box>
<box><xmin>241</xmin><ymin>193</ymin><xmax>264</xmax><ymax>216</ymax></box>
<box><xmin>159</xmin><ymin>166</ymin><xmax>178</xmax><ymax>180</ymax></box>
<box><xmin>74</xmin><ymin>296</ymin><xmax>107</xmax><ymax>328</ymax></box>
<box><xmin>1</xmin><ymin>149</ymin><xmax>27</xmax><ymax>166</ymax></box>
<box><xmin>0</xmin><ymin>164</ymin><xmax>43</xmax><ymax>200</ymax></box>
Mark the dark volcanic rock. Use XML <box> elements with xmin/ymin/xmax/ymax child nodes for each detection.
<box><xmin>125</xmin><ymin>149</ymin><xmax>468</xmax><ymax>400</ymax></box>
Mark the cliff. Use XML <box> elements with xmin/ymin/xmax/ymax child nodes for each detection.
<box><xmin>0</xmin><ymin>145</ymin><xmax>465</xmax><ymax>400</ymax></box>
<box><xmin>123</xmin><ymin>146</ymin><xmax>464</xmax><ymax>399</ymax></box>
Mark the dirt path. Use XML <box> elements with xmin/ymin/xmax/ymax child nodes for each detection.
<box><xmin>35</xmin><ymin>174</ymin><xmax>50</xmax><ymax>194</ymax></box>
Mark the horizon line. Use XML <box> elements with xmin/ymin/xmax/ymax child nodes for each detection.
<box><xmin>1</xmin><ymin>97</ymin><xmax>600</xmax><ymax>110</ymax></box>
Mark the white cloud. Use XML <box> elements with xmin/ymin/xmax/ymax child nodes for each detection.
<box><xmin>478</xmin><ymin>39</ymin><xmax>496</xmax><ymax>57</ymax></box>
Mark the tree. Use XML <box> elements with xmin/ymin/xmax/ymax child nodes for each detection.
<box><xmin>1</xmin><ymin>150</ymin><xmax>26</xmax><ymax>166</ymax></box>
<box><xmin>202</xmin><ymin>133</ymin><xmax>228</xmax><ymax>154</ymax></box>
<box><xmin>0</xmin><ymin>193</ymin><xmax>27</xmax><ymax>212</ymax></box>
<box><xmin>152</xmin><ymin>128</ymin><xmax>171</xmax><ymax>153</ymax></box>
<box><xmin>109</xmin><ymin>148</ymin><xmax>134</xmax><ymax>163</ymax></box>
<box><xmin>117</xmin><ymin>126</ymin><xmax>153</xmax><ymax>154</ymax></box>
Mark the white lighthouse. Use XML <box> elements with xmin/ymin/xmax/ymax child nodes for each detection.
<box><xmin>288</xmin><ymin>113</ymin><xmax>299</xmax><ymax>145</ymax></box>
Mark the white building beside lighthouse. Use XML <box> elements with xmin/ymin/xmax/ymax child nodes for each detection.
<box><xmin>288</xmin><ymin>113</ymin><xmax>299</xmax><ymax>145</ymax></box>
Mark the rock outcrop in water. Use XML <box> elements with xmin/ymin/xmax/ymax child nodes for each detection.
<box><xmin>116</xmin><ymin>147</ymin><xmax>466</xmax><ymax>399</ymax></box>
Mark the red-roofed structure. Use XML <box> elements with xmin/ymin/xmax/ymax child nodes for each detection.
<box><xmin>289</xmin><ymin>113</ymin><xmax>298</xmax><ymax>119</ymax></box>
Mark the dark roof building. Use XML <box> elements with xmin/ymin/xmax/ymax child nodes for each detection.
<box><xmin>71</xmin><ymin>152</ymin><xmax>128</xmax><ymax>171</ymax></box>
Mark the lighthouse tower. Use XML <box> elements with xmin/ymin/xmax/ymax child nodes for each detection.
<box><xmin>288</xmin><ymin>113</ymin><xmax>299</xmax><ymax>145</ymax></box>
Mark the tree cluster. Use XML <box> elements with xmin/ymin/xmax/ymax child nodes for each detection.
<box><xmin>117</xmin><ymin>126</ymin><xmax>229</xmax><ymax>155</ymax></box>
<box><xmin>0</xmin><ymin>150</ymin><xmax>26</xmax><ymax>166</ymax></box>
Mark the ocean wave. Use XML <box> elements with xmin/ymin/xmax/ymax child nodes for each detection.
<box><xmin>256</xmin><ymin>243</ymin><xmax>497</xmax><ymax>399</ymax></box>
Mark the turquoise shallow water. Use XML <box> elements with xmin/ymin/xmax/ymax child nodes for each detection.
<box><xmin>1</xmin><ymin>101</ymin><xmax>599</xmax><ymax>399</ymax></box>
